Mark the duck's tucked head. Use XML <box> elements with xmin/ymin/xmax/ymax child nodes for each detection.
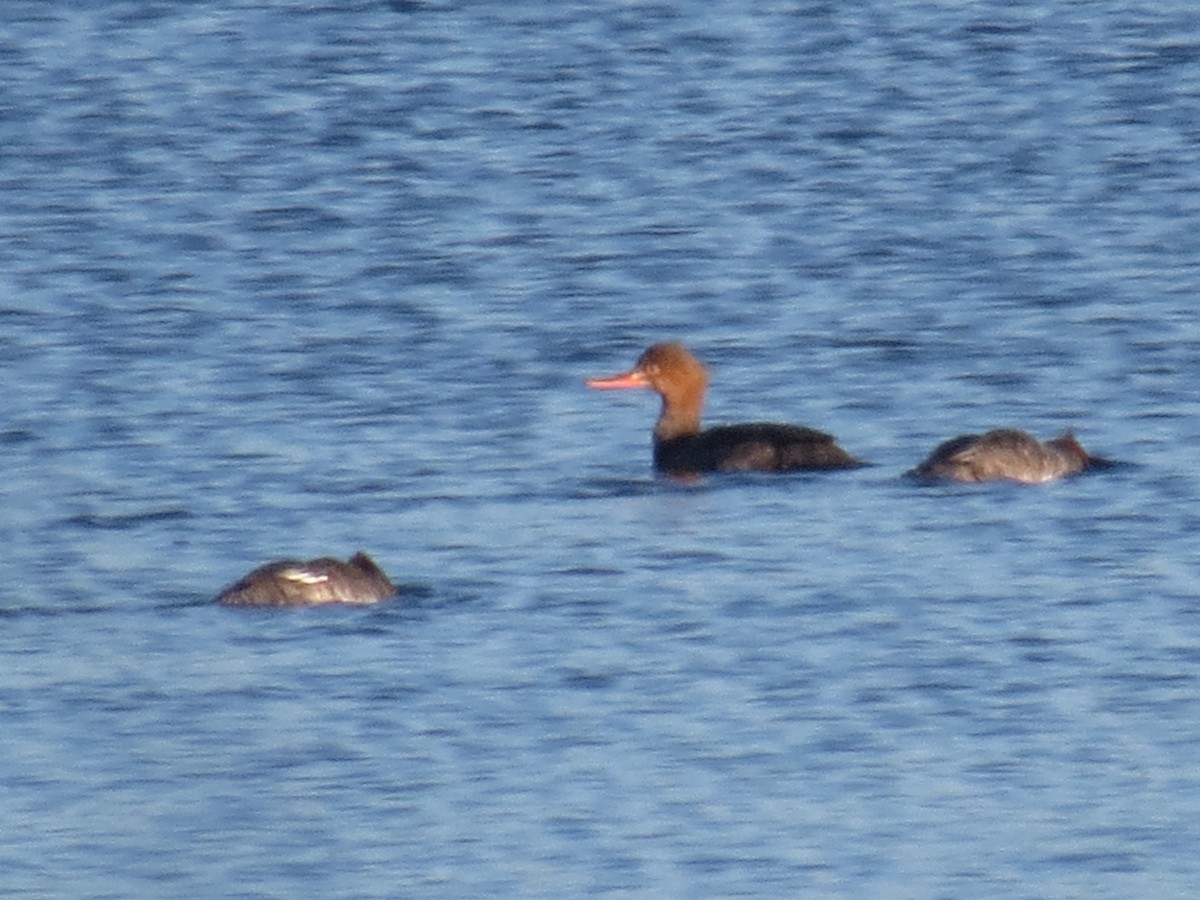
<box><xmin>1046</xmin><ymin>431</ymin><xmax>1089</xmax><ymax>467</ymax></box>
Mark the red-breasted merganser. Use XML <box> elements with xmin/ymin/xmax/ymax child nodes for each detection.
<box><xmin>587</xmin><ymin>342</ymin><xmax>862</xmax><ymax>475</ymax></box>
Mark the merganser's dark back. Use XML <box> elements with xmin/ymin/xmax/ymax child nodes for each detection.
<box><xmin>654</xmin><ymin>423</ymin><xmax>858</xmax><ymax>473</ymax></box>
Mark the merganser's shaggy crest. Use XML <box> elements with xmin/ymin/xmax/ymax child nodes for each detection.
<box><xmin>908</xmin><ymin>429</ymin><xmax>1107</xmax><ymax>484</ymax></box>
<box><xmin>216</xmin><ymin>551</ymin><xmax>397</xmax><ymax>607</ymax></box>
<box><xmin>587</xmin><ymin>342</ymin><xmax>862</xmax><ymax>475</ymax></box>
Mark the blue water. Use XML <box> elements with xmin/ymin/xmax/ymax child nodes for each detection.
<box><xmin>3</xmin><ymin>1</ymin><xmax>1200</xmax><ymax>896</ymax></box>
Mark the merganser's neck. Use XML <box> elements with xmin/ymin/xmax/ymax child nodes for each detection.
<box><xmin>654</xmin><ymin>384</ymin><xmax>704</xmax><ymax>443</ymax></box>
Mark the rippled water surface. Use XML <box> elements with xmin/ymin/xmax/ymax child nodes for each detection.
<box><xmin>3</xmin><ymin>1</ymin><xmax>1200</xmax><ymax>896</ymax></box>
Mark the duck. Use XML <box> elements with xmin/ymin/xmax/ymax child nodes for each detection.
<box><xmin>216</xmin><ymin>551</ymin><xmax>397</xmax><ymax>607</ymax></box>
<box><xmin>908</xmin><ymin>429</ymin><xmax>1108</xmax><ymax>484</ymax></box>
<box><xmin>587</xmin><ymin>342</ymin><xmax>862</xmax><ymax>475</ymax></box>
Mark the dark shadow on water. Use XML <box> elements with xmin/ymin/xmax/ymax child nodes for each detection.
<box><xmin>573</xmin><ymin>462</ymin><xmax>875</xmax><ymax>498</ymax></box>
<box><xmin>570</xmin><ymin>476</ymin><xmax>664</xmax><ymax>499</ymax></box>
<box><xmin>0</xmin><ymin>601</ymin><xmax>113</xmax><ymax>619</ymax></box>
<box><xmin>61</xmin><ymin>508</ymin><xmax>193</xmax><ymax>530</ymax></box>
<box><xmin>1080</xmin><ymin>455</ymin><xmax>1133</xmax><ymax>473</ymax></box>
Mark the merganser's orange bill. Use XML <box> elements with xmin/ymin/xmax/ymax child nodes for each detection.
<box><xmin>586</xmin><ymin>370</ymin><xmax>649</xmax><ymax>389</ymax></box>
